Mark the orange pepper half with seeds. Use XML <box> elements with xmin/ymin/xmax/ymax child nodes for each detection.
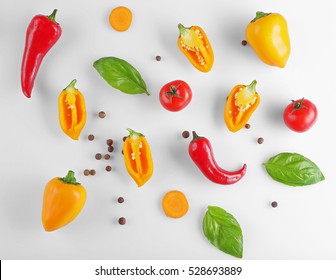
<box><xmin>58</xmin><ymin>79</ymin><xmax>86</xmax><ymax>140</ymax></box>
<box><xmin>123</xmin><ymin>128</ymin><xmax>153</xmax><ymax>187</ymax></box>
<box><xmin>224</xmin><ymin>80</ymin><xmax>260</xmax><ymax>132</ymax></box>
<box><xmin>177</xmin><ymin>23</ymin><xmax>214</xmax><ymax>72</ymax></box>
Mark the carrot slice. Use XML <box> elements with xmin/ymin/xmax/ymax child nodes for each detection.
<box><xmin>109</xmin><ymin>6</ymin><xmax>132</xmax><ymax>32</ymax></box>
<box><xmin>162</xmin><ymin>190</ymin><xmax>189</xmax><ymax>218</ymax></box>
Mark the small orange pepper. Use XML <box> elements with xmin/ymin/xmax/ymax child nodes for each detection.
<box><xmin>42</xmin><ymin>170</ymin><xmax>86</xmax><ymax>232</ymax></box>
<box><xmin>224</xmin><ymin>80</ymin><xmax>260</xmax><ymax>132</ymax></box>
<box><xmin>123</xmin><ymin>128</ymin><xmax>153</xmax><ymax>187</ymax></box>
<box><xmin>177</xmin><ymin>23</ymin><xmax>214</xmax><ymax>72</ymax></box>
<box><xmin>246</xmin><ymin>12</ymin><xmax>291</xmax><ymax>68</ymax></box>
<box><xmin>58</xmin><ymin>79</ymin><xmax>86</xmax><ymax>140</ymax></box>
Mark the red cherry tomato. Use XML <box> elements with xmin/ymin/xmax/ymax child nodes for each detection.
<box><xmin>283</xmin><ymin>98</ymin><xmax>318</xmax><ymax>132</ymax></box>
<box><xmin>159</xmin><ymin>80</ymin><xmax>192</xmax><ymax>112</ymax></box>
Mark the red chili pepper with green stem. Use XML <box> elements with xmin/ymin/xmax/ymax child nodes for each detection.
<box><xmin>188</xmin><ymin>131</ymin><xmax>247</xmax><ymax>185</ymax></box>
<box><xmin>21</xmin><ymin>9</ymin><xmax>62</xmax><ymax>98</ymax></box>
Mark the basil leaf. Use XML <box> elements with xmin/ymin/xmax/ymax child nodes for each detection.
<box><xmin>203</xmin><ymin>206</ymin><xmax>243</xmax><ymax>259</ymax></box>
<box><xmin>93</xmin><ymin>57</ymin><xmax>149</xmax><ymax>95</ymax></box>
<box><xmin>263</xmin><ymin>152</ymin><xmax>325</xmax><ymax>186</ymax></box>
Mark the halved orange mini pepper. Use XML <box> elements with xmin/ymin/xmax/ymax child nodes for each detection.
<box><xmin>224</xmin><ymin>80</ymin><xmax>260</xmax><ymax>132</ymax></box>
<box><xmin>58</xmin><ymin>79</ymin><xmax>86</xmax><ymax>140</ymax></box>
<box><xmin>177</xmin><ymin>23</ymin><xmax>214</xmax><ymax>72</ymax></box>
<box><xmin>42</xmin><ymin>170</ymin><xmax>86</xmax><ymax>232</ymax></box>
<box><xmin>123</xmin><ymin>128</ymin><xmax>153</xmax><ymax>187</ymax></box>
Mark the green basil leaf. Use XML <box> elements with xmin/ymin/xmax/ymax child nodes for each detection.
<box><xmin>203</xmin><ymin>206</ymin><xmax>243</xmax><ymax>259</ymax></box>
<box><xmin>263</xmin><ymin>152</ymin><xmax>325</xmax><ymax>186</ymax></box>
<box><xmin>93</xmin><ymin>57</ymin><xmax>149</xmax><ymax>95</ymax></box>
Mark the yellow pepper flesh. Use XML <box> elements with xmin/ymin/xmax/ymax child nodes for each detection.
<box><xmin>178</xmin><ymin>23</ymin><xmax>214</xmax><ymax>72</ymax></box>
<box><xmin>224</xmin><ymin>80</ymin><xmax>260</xmax><ymax>132</ymax></box>
<box><xmin>58</xmin><ymin>79</ymin><xmax>86</xmax><ymax>140</ymax></box>
<box><xmin>123</xmin><ymin>128</ymin><xmax>153</xmax><ymax>187</ymax></box>
<box><xmin>246</xmin><ymin>12</ymin><xmax>291</xmax><ymax>68</ymax></box>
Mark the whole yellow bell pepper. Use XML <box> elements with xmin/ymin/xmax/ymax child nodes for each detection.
<box><xmin>42</xmin><ymin>170</ymin><xmax>86</xmax><ymax>231</ymax></box>
<box><xmin>246</xmin><ymin>12</ymin><xmax>291</xmax><ymax>68</ymax></box>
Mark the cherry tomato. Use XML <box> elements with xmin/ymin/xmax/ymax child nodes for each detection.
<box><xmin>159</xmin><ymin>80</ymin><xmax>192</xmax><ymax>112</ymax></box>
<box><xmin>283</xmin><ymin>98</ymin><xmax>318</xmax><ymax>132</ymax></box>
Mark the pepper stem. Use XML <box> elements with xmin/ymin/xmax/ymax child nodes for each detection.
<box><xmin>191</xmin><ymin>131</ymin><xmax>202</xmax><ymax>142</ymax></box>
<box><xmin>60</xmin><ymin>170</ymin><xmax>79</xmax><ymax>185</ymax></box>
<box><xmin>246</xmin><ymin>80</ymin><xmax>257</xmax><ymax>94</ymax></box>
<box><xmin>127</xmin><ymin>128</ymin><xmax>144</xmax><ymax>139</ymax></box>
<box><xmin>65</xmin><ymin>79</ymin><xmax>77</xmax><ymax>93</ymax></box>
<box><xmin>251</xmin><ymin>11</ymin><xmax>271</xmax><ymax>23</ymax></box>
<box><xmin>47</xmin><ymin>9</ymin><xmax>58</xmax><ymax>22</ymax></box>
<box><xmin>178</xmin><ymin>23</ymin><xmax>190</xmax><ymax>37</ymax></box>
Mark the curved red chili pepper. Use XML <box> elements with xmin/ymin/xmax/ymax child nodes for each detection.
<box><xmin>188</xmin><ymin>131</ymin><xmax>247</xmax><ymax>185</ymax></box>
<box><xmin>21</xmin><ymin>9</ymin><xmax>62</xmax><ymax>98</ymax></box>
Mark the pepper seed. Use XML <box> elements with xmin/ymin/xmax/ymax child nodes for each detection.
<box><xmin>182</xmin><ymin>130</ymin><xmax>190</xmax><ymax>139</ymax></box>
<box><xmin>117</xmin><ymin>197</ymin><xmax>124</xmax><ymax>203</ymax></box>
<box><xmin>108</xmin><ymin>146</ymin><xmax>114</xmax><ymax>153</ymax></box>
<box><xmin>88</xmin><ymin>134</ymin><xmax>95</xmax><ymax>141</ymax></box>
<box><xmin>95</xmin><ymin>153</ymin><xmax>102</xmax><ymax>160</ymax></box>
<box><xmin>98</xmin><ymin>111</ymin><xmax>106</xmax><ymax>118</ymax></box>
<box><xmin>106</xmin><ymin>139</ymin><xmax>113</xmax><ymax>146</ymax></box>
<box><xmin>89</xmin><ymin>169</ymin><xmax>96</xmax><ymax>176</ymax></box>
<box><xmin>245</xmin><ymin>123</ymin><xmax>251</xmax><ymax>129</ymax></box>
<box><xmin>105</xmin><ymin>165</ymin><xmax>112</xmax><ymax>172</ymax></box>
<box><xmin>118</xmin><ymin>217</ymin><xmax>126</xmax><ymax>225</ymax></box>
<box><xmin>241</xmin><ymin>40</ymin><xmax>247</xmax><ymax>46</ymax></box>
<box><xmin>155</xmin><ymin>55</ymin><xmax>161</xmax><ymax>61</ymax></box>
<box><xmin>271</xmin><ymin>201</ymin><xmax>278</xmax><ymax>208</ymax></box>
<box><xmin>257</xmin><ymin>137</ymin><xmax>264</xmax><ymax>144</ymax></box>
<box><xmin>104</xmin><ymin>154</ymin><xmax>111</xmax><ymax>160</ymax></box>
<box><xmin>83</xmin><ymin>169</ymin><xmax>90</xmax><ymax>176</ymax></box>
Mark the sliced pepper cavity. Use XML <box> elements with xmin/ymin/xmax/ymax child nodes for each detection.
<box><xmin>58</xmin><ymin>79</ymin><xmax>86</xmax><ymax>140</ymax></box>
<box><xmin>178</xmin><ymin>23</ymin><xmax>214</xmax><ymax>72</ymax></box>
<box><xmin>234</xmin><ymin>80</ymin><xmax>258</xmax><ymax>111</ymax></box>
<box><xmin>123</xmin><ymin>128</ymin><xmax>153</xmax><ymax>187</ymax></box>
<box><xmin>224</xmin><ymin>80</ymin><xmax>260</xmax><ymax>132</ymax></box>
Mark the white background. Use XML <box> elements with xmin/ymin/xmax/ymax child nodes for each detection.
<box><xmin>1</xmin><ymin>0</ymin><xmax>336</xmax><ymax>260</ymax></box>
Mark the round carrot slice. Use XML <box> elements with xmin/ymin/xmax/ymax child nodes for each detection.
<box><xmin>109</xmin><ymin>6</ymin><xmax>133</xmax><ymax>32</ymax></box>
<box><xmin>162</xmin><ymin>190</ymin><xmax>189</xmax><ymax>218</ymax></box>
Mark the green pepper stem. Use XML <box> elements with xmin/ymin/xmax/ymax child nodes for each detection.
<box><xmin>127</xmin><ymin>128</ymin><xmax>144</xmax><ymax>139</ymax></box>
<box><xmin>60</xmin><ymin>170</ymin><xmax>79</xmax><ymax>185</ymax></box>
<box><xmin>191</xmin><ymin>131</ymin><xmax>202</xmax><ymax>142</ymax></box>
<box><xmin>47</xmin><ymin>9</ymin><xmax>58</xmax><ymax>22</ymax></box>
<box><xmin>65</xmin><ymin>79</ymin><xmax>77</xmax><ymax>93</ymax></box>
<box><xmin>251</xmin><ymin>11</ymin><xmax>271</xmax><ymax>23</ymax></box>
<box><xmin>246</xmin><ymin>80</ymin><xmax>257</xmax><ymax>94</ymax></box>
<box><xmin>178</xmin><ymin>23</ymin><xmax>190</xmax><ymax>37</ymax></box>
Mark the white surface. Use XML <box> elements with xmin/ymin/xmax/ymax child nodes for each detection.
<box><xmin>1</xmin><ymin>0</ymin><xmax>336</xmax><ymax>260</ymax></box>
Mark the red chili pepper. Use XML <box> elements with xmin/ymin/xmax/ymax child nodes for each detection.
<box><xmin>21</xmin><ymin>9</ymin><xmax>62</xmax><ymax>98</ymax></box>
<box><xmin>188</xmin><ymin>131</ymin><xmax>247</xmax><ymax>185</ymax></box>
